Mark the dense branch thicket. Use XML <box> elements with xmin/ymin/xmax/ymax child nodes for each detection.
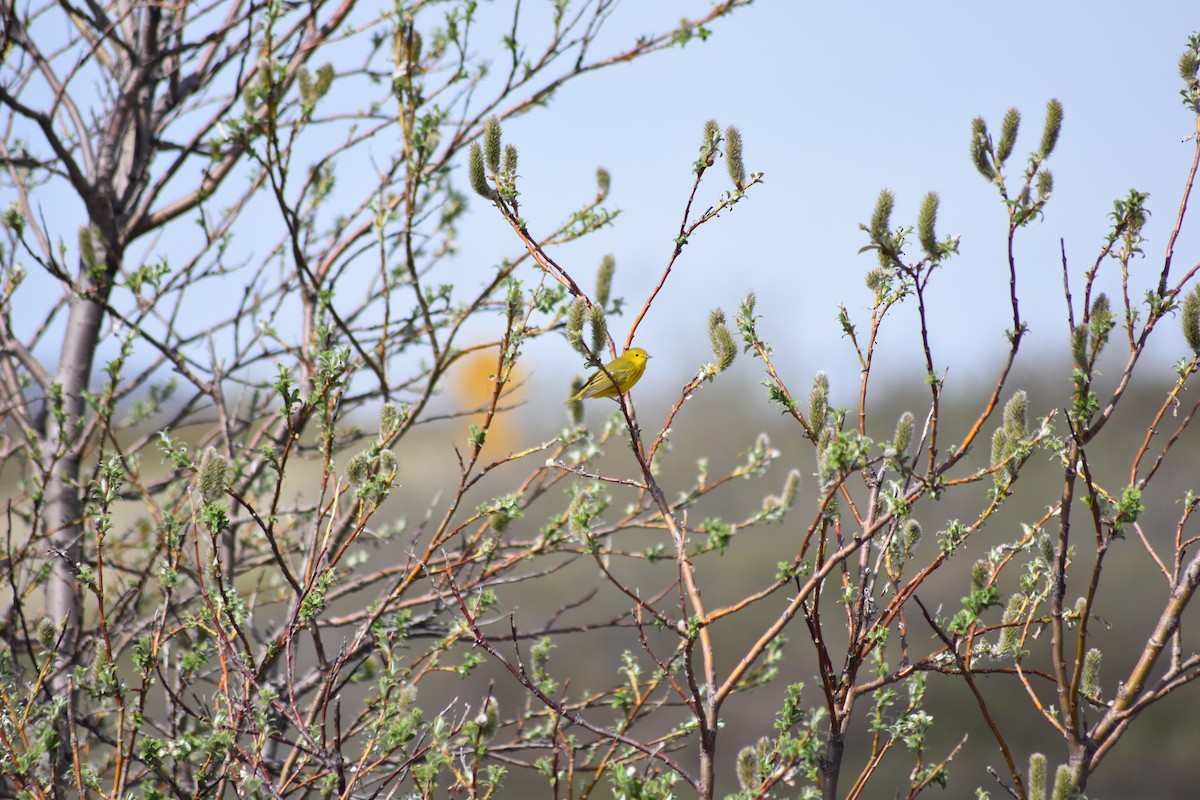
<box><xmin>2</xmin><ymin>3</ymin><xmax>1199</xmax><ymax>799</ymax></box>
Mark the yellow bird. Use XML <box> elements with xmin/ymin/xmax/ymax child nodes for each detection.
<box><xmin>568</xmin><ymin>348</ymin><xmax>651</xmax><ymax>402</ymax></box>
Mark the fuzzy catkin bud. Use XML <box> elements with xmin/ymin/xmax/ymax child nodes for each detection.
<box><xmin>1070</xmin><ymin>324</ymin><xmax>1089</xmax><ymax>370</ymax></box>
<box><xmin>397</xmin><ymin>683</ymin><xmax>418</xmax><ymax>715</ymax></box>
<box><xmin>1182</xmin><ymin>50</ymin><xmax>1200</xmax><ymax>83</ymax></box>
<box><xmin>998</xmin><ymin>594</ymin><xmax>1024</xmax><ymax>656</ymax></box>
<box><xmin>198</xmin><ymin>446</ymin><xmax>227</xmax><ymax>503</ymax></box>
<box><xmin>379</xmin><ymin>402</ymin><xmax>404</xmax><ymax>441</ymax></box>
<box><xmin>870</xmin><ymin>189</ymin><xmax>894</xmax><ymax>246</ymax></box>
<box><xmin>595</xmin><ymin>255</ymin><xmax>615</xmax><ymax>309</ymax></box>
<box><xmin>816</xmin><ymin>427</ymin><xmax>837</xmax><ymax>488</ymax></box>
<box><xmin>298</xmin><ymin>67</ymin><xmax>312</xmax><ymax>105</ymax></box>
<box><xmin>917</xmin><ymin>191</ymin><xmax>939</xmax><ymax>260</ymax></box>
<box><xmin>893</xmin><ymin>411</ymin><xmax>914</xmax><ymax>459</ymax></box>
<box><xmin>1051</xmin><ymin>764</ymin><xmax>1073</xmax><ymax>800</ymax></box>
<box><xmin>502</xmin><ymin>144</ymin><xmax>518</xmax><ymax>181</ymax></box>
<box><xmin>37</xmin><ymin>617</ymin><xmax>57</xmax><ymax>649</ymax></box>
<box><xmin>566</xmin><ymin>298</ymin><xmax>586</xmax><ymax>355</ymax></box>
<box><xmin>708</xmin><ymin>308</ymin><xmax>736</xmax><ymax>372</ymax></box>
<box><xmin>1037</xmin><ymin>169</ymin><xmax>1054</xmax><ymax>200</ymax></box>
<box><xmin>468</xmin><ymin>142</ymin><xmax>492</xmax><ymax>199</ymax></box>
<box><xmin>990</xmin><ymin>427</ymin><xmax>1009</xmax><ymax>472</ymax></box>
<box><xmin>699</xmin><ymin>119</ymin><xmax>720</xmax><ymax>165</ymax></box>
<box><xmin>779</xmin><ymin>469</ymin><xmax>801</xmax><ymax>509</ymax></box>
<box><xmin>530</xmin><ymin>637</ymin><xmax>554</xmax><ymax>683</ymax></box>
<box><xmin>970</xmin><ymin>560</ymin><xmax>989</xmax><ymax>593</ymax></box>
<box><xmin>739</xmin><ymin>290</ymin><xmax>757</xmax><ymax>329</ymax></box>
<box><xmin>313</xmin><ymin>63</ymin><xmax>334</xmax><ymax>100</ymax></box>
<box><xmin>1090</xmin><ymin>293</ymin><xmax>1114</xmax><ymax>358</ymax></box>
<box><xmin>1037</xmin><ymin>533</ymin><xmax>1055</xmax><ymax>567</ymax></box>
<box><xmin>1039</xmin><ymin>99</ymin><xmax>1064</xmax><ymax>160</ymax></box>
<box><xmin>1028</xmin><ymin>753</ymin><xmax>1047</xmax><ymax>800</ymax></box>
<box><xmin>476</xmin><ymin>697</ymin><xmax>499</xmax><ymax>740</ymax></box>
<box><xmin>483</xmin><ymin>116</ymin><xmax>502</xmax><ymax>173</ymax></box>
<box><xmin>865</xmin><ymin>267</ymin><xmax>889</xmax><ymax>293</ymax></box>
<box><xmin>377</xmin><ymin>448</ymin><xmax>398</xmax><ymax>478</ymax></box>
<box><xmin>970</xmin><ymin>116</ymin><xmax>995</xmax><ymax>182</ymax></box>
<box><xmin>567</xmin><ymin>487</ymin><xmax>593</xmax><ymax>540</ymax></box>
<box><xmin>809</xmin><ymin>371</ymin><xmax>830</xmax><ymax>430</ymax></box>
<box><xmin>79</xmin><ymin>226</ymin><xmax>97</xmax><ymax>273</ymax></box>
<box><xmin>902</xmin><ymin>519</ymin><xmax>921</xmax><ymax>557</ymax></box>
<box><xmin>736</xmin><ymin>745</ymin><xmax>757</xmax><ymax>792</ymax></box>
<box><xmin>345</xmin><ymin>452</ymin><xmax>370</xmax><ymax>488</ymax></box>
<box><xmin>595</xmin><ymin>167</ymin><xmax>611</xmax><ymax>198</ymax></box>
<box><xmin>1182</xmin><ymin>286</ymin><xmax>1200</xmax><ymax>355</ymax></box>
<box><xmin>997</xmin><ymin>107</ymin><xmax>1020</xmax><ymax>165</ymax></box>
<box><xmin>725</xmin><ymin>125</ymin><xmax>745</xmax><ymax>188</ymax></box>
<box><xmin>1082</xmin><ymin>648</ymin><xmax>1102</xmax><ymax>698</ymax></box>
<box><xmin>587</xmin><ymin>305</ymin><xmax>608</xmax><ymax>359</ymax></box>
<box><xmin>1003</xmin><ymin>390</ymin><xmax>1028</xmax><ymax>445</ymax></box>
